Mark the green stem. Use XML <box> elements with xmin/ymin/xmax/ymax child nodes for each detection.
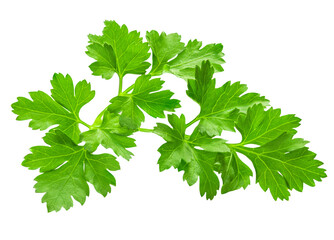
<box><xmin>149</xmin><ymin>68</ymin><xmax>158</xmax><ymax>76</ymax></box>
<box><xmin>123</xmin><ymin>84</ymin><xmax>134</xmax><ymax>94</ymax></box>
<box><xmin>118</xmin><ymin>75</ymin><xmax>123</xmax><ymax>95</ymax></box>
<box><xmin>96</xmin><ymin>107</ymin><xmax>107</xmax><ymax>120</ymax></box>
<box><xmin>91</xmin><ymin>106</ymin><xmax>109</xmax><ymax>128</ymax></box>
<box><xmin>92</xmin><ymin>75</ymin><xmax>128</xmax><ymax>128</ymax></box>
<box><xmin>138</xmin><ymin>128</ymin><xmax>154</xmax><ymax>133</ymax></box>
<box><xmin>186</xmin><ymin>116</ymin><xmax>200</xmax><ymax>128</ymax></box>
<box><xmin>78</xmin><ymin>120</ymin><xmax>91</xmax><ymax>129</ymax></box>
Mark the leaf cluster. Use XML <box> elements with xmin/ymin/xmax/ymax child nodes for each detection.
<box><xmin>12</xmin><ymin>20</ymin><xmax>326</xmax><ymax>212</ymax></box>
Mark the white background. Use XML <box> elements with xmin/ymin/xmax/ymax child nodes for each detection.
<box><xmin>1</xmin><ymin>0</ymin><xmax>333</xmax><ymax>239</ymax></box>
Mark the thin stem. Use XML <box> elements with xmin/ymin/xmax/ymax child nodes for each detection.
<box><xmin>118</xmin><ymin>75</ymin><xmax>123</xmax><ymax>95</ymax></box>
<box><xmin>91</xmin><ymin>74</ymin><xmax>129</xmax><ymax>129</ymax></box>
<box><xmin>138</xmin><ymin>128</ymin><xmax>154</xmax><ymax>133</ymax></box>
<box><xmin>96</xmin><ymin>107</ymin><xmax>107</xmax><ymax>120</ymax></box>
<box><xmin>149</xmin><ymin>68</ymin><xmax>158</xmax><ymax>76</ymax></box>
<box><xmin>186</xmin><ymin>116</ymin><xmax>200</xmax><ymax>128</ymax></box>
<box><xmin>91</xmin><ymin>106</ymin><xmax>109</xmax><ymax>128</ymax></box>
<box><xmin>227</xmin><ymin>143</ymin><xmax>243</xmax><ymax>148</ymax></box>
<box><xmin>123</xmin><ymin>84</ymin><xmax>134</xmax><ymax>94</ymax></box>
<box><xmin>78</xmin><ymin>120</ymin><xmax>91</xmax><ymax>129</ymax></box>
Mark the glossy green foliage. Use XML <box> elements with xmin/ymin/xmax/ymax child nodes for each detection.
<box><xmin>23</xmin><ymin>130</ymin><xmax>119</xmax><ymax>212</ymax></box>
<box><xmin>108</xmin><ymin>75</ymin><xmax>181</xmax><ymax>129</ymax></box>
<box><xmin>12</xmin><ymin>20</ymin><xmax>326</xmax><ymax>212</ymax></box>
<box><xmin>12</xmin><ymin>73</ymin><xmax>94</xmax><ymax>143</ymax></box>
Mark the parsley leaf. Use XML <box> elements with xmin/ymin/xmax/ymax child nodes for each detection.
<box><xmin>236</xmin><ymin>104</ymin><xmax>301</xmax><ymax>145</ymax></box>
<box><xmin>154</xmin><ymin>114</ymin><xmax>228</xmax><ymax>200</ymax></box>
<box><xmin>188</xmin><ymin>61</ymin><xmax>269</xmax><ymax>136</ymax></box>
<box><xmin>12</xmin><ymin>74</ymin><xmax>94</xmax><ymax>143</ymax></box>
<box><xmin>146</xmin><ymin>30</ymin><xmax>185</xmax><ymax>75</ymax></box>
<box><xmin>166</xmin><ymin>40</ymin><xmax>225</xmax><ymax>80</ymax></box>
<box><xmin>147</xmin><ymin>31</ymin><xmax>225</xmax><ymax>80</ymax></box>
<box><xmin>215</xmin><ymin>152</ymin><xmax>253</xmax><ymax>194</ymax></box>
<box><xmin>186</xmin><ymin>60</ymin><xmax>215</xmax><ymax>105</ymax></box>
<box><xmin>51</xmin><ymin>73</ymin><xmax>95</xmax><ymax>115</ymax></box>
<box><xmin>23</xmin><ymin>130</ymin><xmax>120</xmax><ymax>212</ymax></box>
<box><xmin>108</xmin><ymin>75</ymin><xmax>180</xmax><ymax>129</ymax></box>
<box><xmin>154</xmin><ymin>114</ymin><xmax>193</xmax><ymax>169</ymax></box>
<box><xmin>229</xmin><ymin>105</ymin><xmax>327</xmax><ymax>200</ymax></box>
<box><xmin>81</xmin><ymin>111</ymin><xmax>136</xmax><ymax>160</ymax></box>
<box><xmin>86</xmin><ymin>20</ymin><xmax>151</xmax><ymax>79</ymax></box>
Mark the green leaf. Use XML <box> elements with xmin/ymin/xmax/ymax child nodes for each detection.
<box><xmin>186</xmin><ymin>61</ymin><xmax>215</xmax><ymax>105</ymax></box>
<box><xmin>157</xmin><ymin>141</ymin><xmax>194</xmax><ymax>171</ymax></box>
<box><xmin>154</xmin><ymin>114</ymin><xmax>223</xmax><ymax>200</ymax></box>
<box><xmin>51</xmin><ymin>73</ymin><xmax>95</xmax><ymax>115</ymax></box>
<box><xmin>34</xmin><ymin>152</ymin><xmax>88</xmax><ymax>212</ymax></box>
<box><xmin>189</xmin><ymin>62</ymin><xmax>269</xmax><ymax>136</ymax></box>
<box><xmin>154</xmin><ymin>114</ymin><xmax>192</xmax><ymax>170</ymax></box>
<box><xmin>23</xmin><ymin>130</ymin><xmax>120</xmax><ymax>212</ymax></box>
<box><xmin>182</xmin><ymin>149</ymin><xmax>220</xmax><ymax>199</ymax></box>
<box><xmin>12</xmin><ymin>74</ymin><xmax>94</xmax><ymax>143</ymax></box>
<box><xmin>81</xmin><ymin>111</ymin><xmax>136</xmax><ymax>160</ymax></box>
<box><xmin>108</xmin><ymin>95</ymin><xmax>144</xmax><ymax>130</ymax></box>
<box><xmin>86</xmin><ymin>20</ymin><xmax>151</xmax><ymax>79</ymax></box>
<box><xmin>230</xmin><ymin>105</ymin><xmax>327</xmax><ymax>200</ymax></box>
<box><xmin>131</xmin><ymin>75</ymin><xmax>181</xmax><ymax>117</ymax></box>
<box><xmin>215</xmin><ymin>152</ymin><xmax>253</xmax><ymax>194</ymax></box>
<box><xmin>146</xmin><ymin>30</ymin><xmax>225</xmax><ymax>80</ymax></box>
<box><xmin>86</xmin><ymin>39</ymin><xmax>116</xmax><ymax>79</ymax></box>
<box><xmin>188</xmin><ymin>127</ymin><xmax>230</xmax><ymax>153</ymax></box>
<box><xmin>146</xmin><ymin>30</ymin><xmax>185</xmax><ymax>75</ymax></box>
<box><xmin>108</xmin><ymin>75</ymin><xmax>180</xmax><ymax>129</ymax></box>
<box><xmin>236</xmin><ymin>104</ymin><xmax>301</xmax><ymax>145</ymax></box>
<box><xmin>84</xmin><ymin>153</ymin><xmax>119</xmax><ymax>197</ymax></box>
<box><xmin>198</xmin><ymin>81</ymin><xmax>269</xmax><ymax>136</ymax></box>
<box><xmin>165</xmin><ymin>40</ymin><xmax>225</xmax><ymax>80</ymax></box>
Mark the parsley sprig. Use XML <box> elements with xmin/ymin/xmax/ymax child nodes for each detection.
<box><xmin>12</xmin><ymin>20</ymin><xmax>326</xmax><ymax>212</ymax></box>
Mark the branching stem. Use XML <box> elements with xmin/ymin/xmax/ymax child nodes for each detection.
<box><xmin>138</xmin><ymin>128</ymin><xmax>154</xmax><ymax>133</ymax></box>
<box><xmin>123</xmin><ymin>84</ymin><xmax>134</xmax><ymax>94</ymax></box>
<box><xmin>186</xmin><ymin>116</ymin><xmax>200</xmax><ymax>128</ymax></box>
<box><xmin>78</xmin><ymin>120</ymin><xmax>91</xmax><ymax>129</ymax></box>
<box><xmin>118</xmin><ymin>75</ymin><xmax>124</xmax><ymax>95</ymax></box>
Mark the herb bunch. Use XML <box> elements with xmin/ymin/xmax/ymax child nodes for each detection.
<box><xmin>12</xmin><ymin>20</ymin><xmax>326</xmax><ymax>212</ymax></box>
